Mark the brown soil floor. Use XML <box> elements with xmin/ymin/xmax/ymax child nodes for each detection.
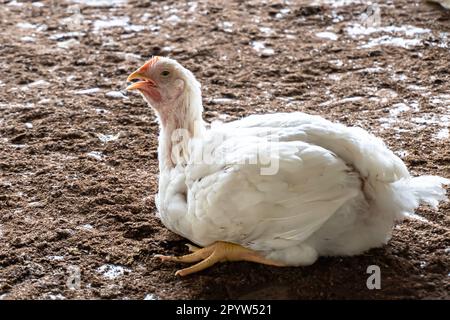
<box><xmin>0</xmin><ymin>0</ymin><xmax>449</xmax><ymax>299</ymax></box>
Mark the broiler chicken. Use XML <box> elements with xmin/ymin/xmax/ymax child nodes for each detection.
<box><xmin>127</xmin><ymin>57</ymin><xmax>449</xmax><ymax>276</ymax></box>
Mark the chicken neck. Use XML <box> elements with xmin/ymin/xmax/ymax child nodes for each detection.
<box><xmin>157</xmin><ymin>82</ymin><xmax>205</xmax><ymax>169</ymax></box>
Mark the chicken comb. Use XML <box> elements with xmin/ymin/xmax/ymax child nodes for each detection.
<box><xmin>134</xmin><ymin>56</ymin><xmax>160</xmax><ymax>74</ymax></box>
<box><xmin>145</xmin><ymin>56</ymin><xmax>161</xmax><ymax>68</ymax></box>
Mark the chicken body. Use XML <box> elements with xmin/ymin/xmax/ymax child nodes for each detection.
<box><xmin>157</xmin><ymin>112</ymin><xmax>448</xmax><ymax>266</ymax></box>
<box><xmin>127</xmin><ymin>57</ymin><xmax>448</xmax><ymax>270</ymax></box>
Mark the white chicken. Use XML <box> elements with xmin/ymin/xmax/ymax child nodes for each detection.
<box><xmin>127</xmin><ymin>57</ymin><xmax>449</xmax><ymax>276</ymax></box>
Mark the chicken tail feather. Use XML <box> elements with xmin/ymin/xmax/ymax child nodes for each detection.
<box><xmin>388</xmin><ymin>175</ymin><xmax>449</xmax><ymax>220</ymax></box>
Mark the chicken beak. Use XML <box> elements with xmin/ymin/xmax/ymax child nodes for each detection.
<box><xmin>126</xmin><ymin>72</ymin><xmax>155</xmax><ymax>91</ymax></box>
<box><xmin>126</xmin><ymin>61</ymin><xmax>156</xmax><ymax>91</ymax></box>
<box><xmin>127</xmin><ymin>71</ymin><xmax>146</xmax><ymax>83</ymax></box>
<box><xmin>126</xmin><ymin>73</ymin><xmax>150</xmax><ymax>91</ymax></box>
<box><xmin>126</xmin><ymin>79</ymin><xmax>157</xmax><ymax>91</ymax></box>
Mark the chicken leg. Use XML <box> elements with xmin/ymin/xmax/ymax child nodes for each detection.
<box><xmin>155</xmin><ymin>241</ymin><xmax>285</xmax><ymax>276</ymax></box>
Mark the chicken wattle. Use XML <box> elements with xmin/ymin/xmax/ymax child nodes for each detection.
<box><xmin>126</xmin><ymin>56</ymin><xmax>449</xmax><ymax>276</ymax></box>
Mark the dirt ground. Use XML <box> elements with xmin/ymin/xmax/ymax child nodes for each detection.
<box><xmin>0</xmin><ymin>0</ymin><xmax>449</xmax><ymax>300</ymax></box>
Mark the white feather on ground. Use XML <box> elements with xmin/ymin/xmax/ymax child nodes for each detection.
<box><xmin>427</xmin><ymin>0</ymin><xmax>450</xmax><ymax>9</ymax></box>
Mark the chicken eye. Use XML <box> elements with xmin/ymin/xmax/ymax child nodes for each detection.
<box><xmin>161</xmin><ymin>70</ymin><xmax>170</xmax><ymax>77</ymax></box>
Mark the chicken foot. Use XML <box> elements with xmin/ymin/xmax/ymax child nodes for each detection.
<box><xmin>155</xmin><ymin>241</ymin><xmax>285</xmax><ymax>276</ymax></box>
